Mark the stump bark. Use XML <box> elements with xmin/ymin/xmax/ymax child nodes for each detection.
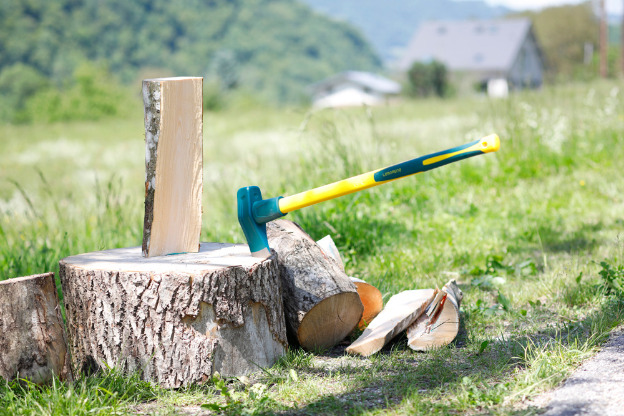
<box><xmin>0</xmin><ymin>273</ymin><xmax>72</xmax><ymax>384</ymax></box>
<box><xmin>59</xmin><ymin>243</ymin><xmax>287</xmax><ymax>388</ymax></box>
<box><xmin>266</xmin><ymin>220</ymin><xmax>363</xmax><ymax>350</ymax></box>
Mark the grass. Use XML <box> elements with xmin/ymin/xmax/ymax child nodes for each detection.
<box><xmin>1</xmin><ymin>80</ymin><xmax>624</xmax><ymax>414</ymax></box>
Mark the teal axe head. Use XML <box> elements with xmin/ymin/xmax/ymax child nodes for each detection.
<box><xmin>237</xmin><ymin>186</ymin><xmax>285</xmax><ymax>257</ymax></box>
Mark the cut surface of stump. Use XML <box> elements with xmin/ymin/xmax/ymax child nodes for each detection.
<box><xmin>407</xmin><ymin>280</ymin><xmax>463</xmax><ymax>351</ymax></box>
<box><xmin>0</xmin><ymin>273</ymin><xmax>72</xmax><ymax>384</ymax></box>
<box><xmin>346</xmin><ymin>289</ymin><xmax>436</xmax><ymax>357</ymax></box>
<box><xmin>267</xmin><ymin>220</ymin><xmax>363</xmax><ymax>350</ymax></box>
<box><xmin>142</xmin><ymin>77</ymin><xmax>203</xmax><ymax>257</ymax></box>
<box><xmin>59</xmin><ymin>243</ymin><xmax>287</xmax><ymax>388</ymax></box>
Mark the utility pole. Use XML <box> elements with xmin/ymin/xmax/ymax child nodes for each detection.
<box><xmin>621</xmin><ymin>0</ymin><xmax>624</xmax><ymax>74</ymax></box>
<box><xmin>600</xmin><ymin>0</ymin><xmax>608</xmax><ymax>77</ymax></box>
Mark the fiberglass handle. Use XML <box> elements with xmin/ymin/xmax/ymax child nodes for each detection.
<box><xmin>275</xmin><ymin>134</ymin><xmax>500</xmax><ymax>215</ymax></box>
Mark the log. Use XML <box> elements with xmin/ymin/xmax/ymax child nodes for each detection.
<box><xmin>0</xmin><ymin>273</ymin><xmax>72</xmax><ymax>384</ymax></box>
<box><xmin>407</xmin><ymin>280</ymin><xmax>463</xmax><ymax>351</ymax></box>
<box><xmin>316</xmin><ymin>235</ymin><xmax>383</xmax><ymax>329</ymax></box>
<box><xmin>346</xmin><ymin>289</ymin><xmax>436</xmax><ymax>357</ymax></box>
<box><xmin>59</xmin><ymin>243</ymin><xmax>287</xmax><ymax>388</ymax></box>
<box><xmin>266</xmin><ymin>220</ymin><xmax>363</xmax><ymax>350</ymax></box>
<box><xmin>142</xmin><ymin>77</ymin><xmax>203</xmax><ymax>257</ymax></box>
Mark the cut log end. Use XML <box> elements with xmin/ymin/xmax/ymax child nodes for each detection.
<box><xmin>297</xmin><ymin>292</ymin><xmax>363</xmax><ymax>350</ymax></box>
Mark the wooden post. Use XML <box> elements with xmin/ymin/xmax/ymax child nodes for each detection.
<box><xmin>0</xmin><ymin>273</ymin><xmax>72</xmax><ymax>384</ymax></box>
<box><xmin>142</xmin><ymin>77</ymin><xmax>203</xmax><ymax>257</ymax></box>
<box><xmin>266</xmin><ymin>220</ymin><xmax>363</xmax><ymax>350</ymax></box>
<box><xmin>59</xmin><ymin>244</ymin><xmax>287</xmax><ymax>388</ymax></box>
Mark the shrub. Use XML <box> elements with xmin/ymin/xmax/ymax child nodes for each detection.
<box><xmin>407</xmin><ymin>60</ymin><xmax>449</xmax><ymax>98</ymax></box>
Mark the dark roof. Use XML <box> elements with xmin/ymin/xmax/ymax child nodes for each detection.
<box><xmin>311</xmin><ymin>71</ymin><xmax>401</xmax><ymax>94</ymax></box>
<box><xmin>398</xmin><ymin>18</ymin><xmax>533</xmax><ymax>72</ymax></box>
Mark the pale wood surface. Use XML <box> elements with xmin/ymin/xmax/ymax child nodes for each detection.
<box><xmin>142</xmin><ymin>77</ymin><xmax>203</xmax><ymax>257</ymax></box>
<box><xmin>59</xmin><ymin>244</ymin><xmax>287</xmax><ymax>388</ymax></box>
<box><xmin>267</xmin><ymin>220</ymin><xmax>363</xmax><ymax>350</ymax></box>
<box><xmin>0</xmin><ymin>273</ymin><xmax>72</xmax><ymax>384</ymax></box>
<box><xmin>346</xmin><ymin>289</ymin><xmax>436</xmax><ymax>357</ymax></box>
<box><xmin>407</xmin><ymin>280</ymin><xmax>463</xmax><ymax>351</ymax></box>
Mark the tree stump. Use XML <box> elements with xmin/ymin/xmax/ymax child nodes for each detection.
<box><xmin>266</xmin><ymin>220</ymin><xmax>363</xmax><ymax>350</ymax></box>
<box><xmin>59</xmin><ymin>243</ymin><xmax>287</xmax><ymax>388</ymax></box>
<box><xmin>0</xmin><ymin>273</ymin><xmax>72</xmax><ymax>384</ymax></box>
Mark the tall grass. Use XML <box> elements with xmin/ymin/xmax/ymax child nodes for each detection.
<box><xmin>0</xmin><ymin>80</ymin><xmax>623</xmax><ymax>414</ymax></box>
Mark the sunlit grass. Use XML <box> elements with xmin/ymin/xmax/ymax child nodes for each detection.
<box><xmin>0</xmin><ymin>80</ymin><xmax>623</xmax><ymax>414</ymax></box>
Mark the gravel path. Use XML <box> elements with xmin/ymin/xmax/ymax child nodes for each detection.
<box><xmin>541</xmin><ymin>327</ymin><xmax>624</xmax><ymax>416</ymax></box>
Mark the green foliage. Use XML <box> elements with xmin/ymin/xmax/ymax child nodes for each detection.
<box><xmin>513</xmin><ymin>3</ymin><xmax>599</xmax><ymax>81</ymax></box>
<box><xmin>0</xmin><ymin>0</ymin><xmax>380</xmax><ymax>114</ymax></box>
<box><xmin>0</xmin><ymin>62</ymin><xmax>133</xmax><ymax>123</ymax></box>
<box><xmin>598</xmin><ymin>260</ymin><xmax>624</xmax><ymax>297</ymax></box>
<box><xmin>201</xmin><ymin>372</ymin><xmax>278</xmax><ymax>415</ymax></box>
<box><xmin>406</xmin><ymin>60</ymin><xmax>449</xmax><ymax>98</ymax></box>
<box><xmin>0</xmin><ymin>368</ymin><xmax>159</xmax><ymax>416</ymax></box>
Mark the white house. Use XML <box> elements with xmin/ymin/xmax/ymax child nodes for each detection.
<box><xmin>398</xmin><ymin>18</ymin><xmax>544</xmax><ymax>94</ymax></box>
<box><xmin>310</xmin><ymin>71</ymin><xmax>401</xmax><ymax>108</ymax></box>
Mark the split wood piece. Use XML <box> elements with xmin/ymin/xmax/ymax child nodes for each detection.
<box><xmin>142</xmin><ymin>77</ymin><xmax>203</xmax><ymax>257</ymax></box>
<box><xmin>266</xmin><ymin>220</ymin><xmax>363</xmax><ymax>350</ymax></box>
<box><xmin>346</xmin><ymin>289</ymin><xmax>436</xmax><ymax>357</ymax></box>
<box><xmin>59</xmin><ymin>243</ymin><xmax>287</xmax><ymax>388</ymax></box>
<box><xmin>350</xmin><ymin>277</ymin><xmax>384</xmax><ymax>329</ymax></box>
<box><xmin>407</xmin><ymin>280</ymin><xmax>463</xmax><ymax>351</ymax></box>
<box><xmin>316</xmin><ymin>235</ymin><xmax>383</xmax><ymax>329</ymax></box>
<box><xmin>0</xmin><ymin>273</ymin><xmax>72</xmax><ymax>384</ymax></box>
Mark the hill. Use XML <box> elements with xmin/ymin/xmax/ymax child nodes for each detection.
<box><xmin>0</xmin><ymin>0</ymin><xmax>380</xmax><ymax>110</ymax></box>
<box><xmin>298</xmin><ymin>0</ymin><xmax>509</xmax><ymax>63</ymax></box>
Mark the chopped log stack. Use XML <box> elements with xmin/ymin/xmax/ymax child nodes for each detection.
<box><xmin>0</xmin><ymin>273</ymin><xmax>72</xmax><ymax>384</ymax></box>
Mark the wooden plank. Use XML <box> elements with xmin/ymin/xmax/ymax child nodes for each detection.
<box><xmin>142</xmin><ymin>77</ymin><xmax>203</xmax><ymax>257</ymax></box>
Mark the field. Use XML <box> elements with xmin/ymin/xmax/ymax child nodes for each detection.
<box><xmin>1</xmin><ymin>81</ymin><xmax>624</xmax><ymax>415</ymax></box>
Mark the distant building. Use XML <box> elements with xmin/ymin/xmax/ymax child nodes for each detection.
<box><xmin>310</xmin><ymin>71</ymin><xmax>401</xmax><ymax>108</ymax></box>
<box><xmin>398</xmin><ymin>18</ymin><xmax>544</xmax><ymax>95</ymax></box>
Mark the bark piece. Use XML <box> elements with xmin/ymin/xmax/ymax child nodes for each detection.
<box><xmin>407</xmin><ymin>280</ymin><xmax>463</xmax><ymax>351</ymax></box>
<box><xmin>266</xmin><ymin>220</ymin><xmax>363</xmax><ymax>350</ymax></box>
<box><xmin>316</xmin><ymin>235</ymin><xmax>383</xmax><ymax>329</ymax></box>
<box><xmin>0</xmin><ymin>273</ymin><xmax>72</xmax><ymax>384</ymax></box>
<box><xmin>346</xmin><ymin>289</ymin><xmax>436</xmax><ymax>357</ymax></box>
<box><xmin>142</xmin><ymin>77</ymin><xmax>203</xmax><ymax>257</ymax></box>
<box><xmin>59</xmin><ymin>243</ymin><xmax>287</xmax><ymax>388</ymax></box>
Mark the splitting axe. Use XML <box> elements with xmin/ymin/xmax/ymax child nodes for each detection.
<box><xmin>237</xmin><ymin>134</ymin><xmax>500</xmax><ymax>257</ymax></box>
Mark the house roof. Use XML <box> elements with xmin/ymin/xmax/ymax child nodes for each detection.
<box><xmin>398</xmin><ymin>18</ymin><xmax>534</xmax><ymax>72</ymax></box>
<box><xmin>311</xmin><ymin>71</ymin><xmax>401</xmax><ymax>94</ymax></box>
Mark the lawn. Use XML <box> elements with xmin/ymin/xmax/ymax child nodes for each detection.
<box><xmin>1</xmin><ymin>80</ymin><xmax>623</xmax><ymax>415</ymax></box>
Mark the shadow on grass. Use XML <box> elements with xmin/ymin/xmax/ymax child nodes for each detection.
<box><xmin>270</xmin><ymin>297</ymin><xmax>624</xmax><ymax>415</ymax></box>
